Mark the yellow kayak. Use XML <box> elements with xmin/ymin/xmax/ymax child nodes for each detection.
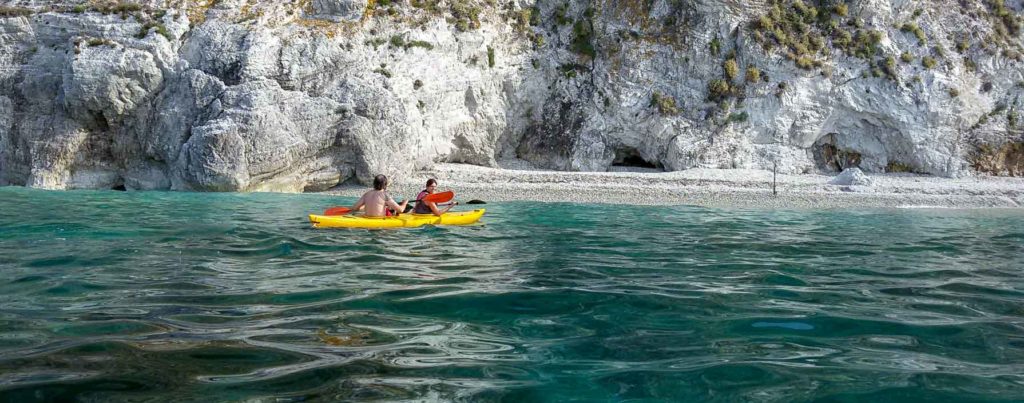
<box><xmin>309</xmin><ymin>209</ymin><xmax>486</xmax><ymax>229</ymax></box>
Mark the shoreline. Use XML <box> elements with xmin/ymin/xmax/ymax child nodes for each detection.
<box><xmin>321</xmin><ymin>163</ymin><xmax>1024</xmax><ymax>210</ymax></box>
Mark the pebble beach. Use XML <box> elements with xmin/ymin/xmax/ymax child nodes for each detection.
<box><xmin>323</xmin><ymin>162</ymin><xmax>1024</xmax><ymax>210</ymax></box>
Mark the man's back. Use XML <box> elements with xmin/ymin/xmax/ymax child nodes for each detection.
<box><xmin>351</xmin><ymin>174</ymin><xmax>407</xmax><ymax>217</ymax></box>
<box><xmin>358</xmin><ymin>190</ymin><xmax>390</xmax><ymax>217</ymax></box>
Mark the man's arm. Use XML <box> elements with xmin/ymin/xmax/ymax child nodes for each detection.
<box><xmin>387</xmin><ymin>197</ymin><xmax>408</xmax><ymax>215</ymax></box>
<box><xmin>350</xmin><ymin>195</ymin><xmax>365</xmax><ymax>214</ymax></box>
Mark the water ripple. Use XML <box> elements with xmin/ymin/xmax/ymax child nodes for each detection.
<box><xmin>0</xmin><ymin>188</ymin><xmax>1022</xmax><ymax>400</ymax></box>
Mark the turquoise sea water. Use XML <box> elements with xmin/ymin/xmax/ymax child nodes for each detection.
<box><xmin>1</xmin><ymin>187</ymin><xmax>1023</xmax><ymax>401</ymax></box>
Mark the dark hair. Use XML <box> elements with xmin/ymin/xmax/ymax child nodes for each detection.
<box><xmin>425</xmin><ymin>178</ymin><xmax>437</xmax><ymax>187</ymax></box>
<box><xmin>373</xmin><ymin>174</ymin><xmax>388</xmax><ymax>190</ymax></box>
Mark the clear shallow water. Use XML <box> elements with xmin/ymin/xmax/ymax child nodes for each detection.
<box><xmin>1</xmin><ymin>187</ymin><xmax>1023</xmax><ymax>401</ymax></box>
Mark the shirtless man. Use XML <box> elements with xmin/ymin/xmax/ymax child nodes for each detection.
<box><xmin>350</xmin><ymin>174</ymin><xmax>408</xmax><ymax>217</ymax></box>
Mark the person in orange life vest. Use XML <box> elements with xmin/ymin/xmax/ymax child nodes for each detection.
<box><xmin>411</xmin><ymin>178</ymin><xmax>458</xmax><ymax>216</ymax></box>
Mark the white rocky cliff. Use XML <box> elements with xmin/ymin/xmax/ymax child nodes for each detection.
<box><xmin>0</xmin><ymin>0</ymin><xmax>1021</xmax><ymax>191</ymax></box>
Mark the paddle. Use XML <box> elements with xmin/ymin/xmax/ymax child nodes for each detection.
<box><xmin>421</xmin><ymin>190</ymin><xmax>454</xmax><ymax>204</ymax></box>
<box><xmin>323</xmin><ymin>191</ymin><xmax>455</xmax><ymax>216</ymax></box>
<box><xmin>323</xmin><ymin>206</ymin><xmax>351</xmax><ymax>216</ymax></box>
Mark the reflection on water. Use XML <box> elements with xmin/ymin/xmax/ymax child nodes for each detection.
<box><xmin>0</xmin><ymin>187</ymin><xmax>1023</xmax><ymax>400</ymax></box>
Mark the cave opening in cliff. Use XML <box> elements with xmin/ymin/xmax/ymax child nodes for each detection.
<box><xmin>814</xmin><ymin>134</ymin><xmax>862</xmax><ymax>172</ymax></box>
<box><xmin>612</xmin><ymin>147</ymin><xmax>661</xmax><ymax>170</ymax></box>
<box><xmin>90</xmin><ymin>111</ymin><xmax>109</xmax><ymax>131</ymax></box>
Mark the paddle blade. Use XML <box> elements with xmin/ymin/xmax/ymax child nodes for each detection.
<box><xmin>324</xmin><ymin>206</ymin><xmax>351</xmax><ymax>216</ymax></box>
<box><xmin>422</xmin><ymin>191</ymin><xmax>454</xmax><ymax>203</ymax></box>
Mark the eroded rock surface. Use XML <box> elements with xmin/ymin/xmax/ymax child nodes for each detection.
<box><xmin>0</xmin><ymin>0</ymin><xmax>1022</xmax><ymax>191</ymax></box>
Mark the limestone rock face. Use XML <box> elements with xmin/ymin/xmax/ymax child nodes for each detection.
<box><xmin>63</xmin><ymin>45</ymin><xmax>163</xmax><ymax>126</ymax></box>
<box><xmin>174</xmin><ymin>79</ymin><xmax>346</xmax><ymax>192</ymax></box>
<box><xmin>0</xmin><ymin>0</ymin><xmax>1021</xmax><ymax>191</ymax></box>
<box><xmin>0</xmin><ymin>96</ymin><xmax>13</xmax><ymax>183</ymax></box>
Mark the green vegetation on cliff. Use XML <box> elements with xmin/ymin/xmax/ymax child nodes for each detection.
<box><xmin>0</xmin><ymin>6</ymin><xmax>32</xmax><ymax>17</ymax></box>
<box><xmin>650</xmin><ymin>92</ymin><xmax>680</xmax><ymax>115</ymax></box>
<box><xmin>751</xmin><ymin>0</ymin><xmax>886</xmax><ymax>70</ymax></box>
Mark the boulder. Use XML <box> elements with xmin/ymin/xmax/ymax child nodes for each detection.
<box><xmin>830</xmin><ymin>168</ymin><xmax>873</xmax><ymax>186</ymax></box>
